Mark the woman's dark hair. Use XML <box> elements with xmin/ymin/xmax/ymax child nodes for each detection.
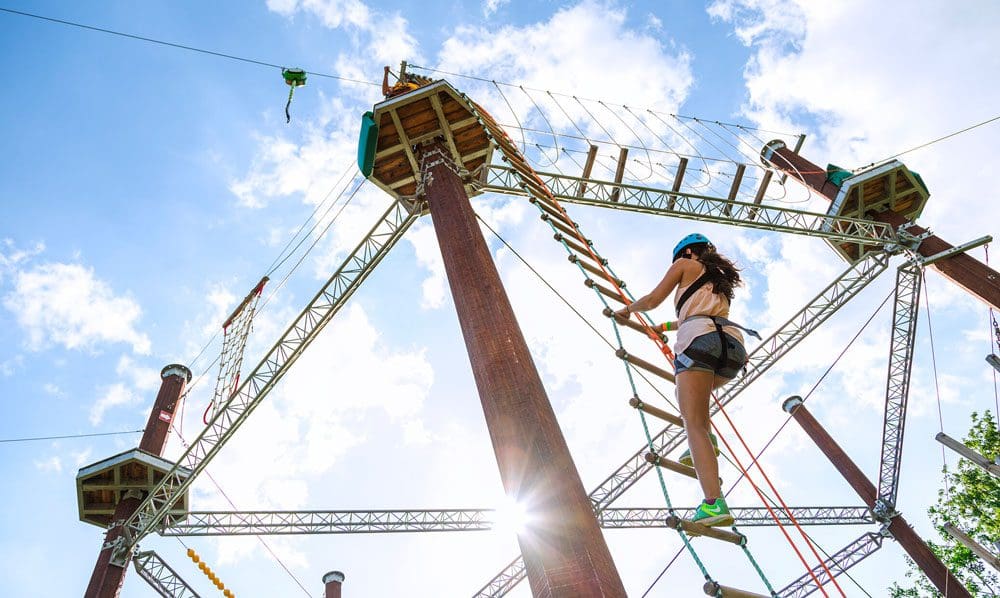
<box><xmin>686</xmin><ymin>243</ymin><xmax>742</xmax><ymax>302</ymax></box>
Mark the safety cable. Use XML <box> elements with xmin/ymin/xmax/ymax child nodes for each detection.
<box><xmin>654</xmin><ymin>286</ymin><xmax>895</xmax><ymax>597</ymax></box>
<box><xmin>465</xmin><ymin>97</ymin><xmax>787</xmax><ymax>596</ymax></box>
<box><xmin>922</xmin><ymin>271</ymin><xmax>953</xmax><ymax>505</ymax></box>
<box><xmin>0</xmin><ymin>428</ymin><xmax>144</xmax><ymax>443</ymax></box>
<box><xmin>0</xmin><ymin>7</ymin><xmax>379</xmax><ymax>86</ymax></box>
<box><xmin>480</xmin><ymin>201</ymin><xmax>887</xmax><ymax>598</ymax></box>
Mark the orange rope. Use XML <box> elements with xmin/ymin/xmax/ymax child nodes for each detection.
<box><xmin>709</xmin><ymin>393</ymin><xmax>846</xmax><ymax>596</ymax></box>
<box><xmin>478</xmin><ymin>101</ymin><xmax>844</xmax><ymax>595</ymax></box>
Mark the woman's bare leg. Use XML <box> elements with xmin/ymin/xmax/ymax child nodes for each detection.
<box><xmin>677</xmin><ymin>369</ymin><xmax>721</xmax><ymax>500</ymax></box>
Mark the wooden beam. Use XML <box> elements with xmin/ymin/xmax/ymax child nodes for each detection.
<box><xmin>988</xmin><ymin>354</ymin><xmax>1000</xmax><ymax>374</ymax></box>
<box><xmin>577</xmin><ymin>145</ymin><xmax>599</xmax><ymax>197</ymax></box>
<box><xmin>388</xmin><ymin>109</ymin><xmax>421</xmax><ymax>181</ymax></box>
<box><xmin>936</xmin><ymin>432</ymin><xmax>1000</xmax><ymax>478</ymax></box>
<box><xmin>610</xmin><ymin>147</ymin><xmax>629</xmax><ymax>202</ymax></box>
<box><xmin>724</xmin><ymin>164</ymin><xmax>746</xmax><ymax>217</ymax></box>
<box><xmin>667</xmin><ymin>157</ymin><xmax>688</xmax><ymax>210</ymax></box>
<box><xmin>747</xmin><ymin>169</ymin><xmax>773</xmax><ymax>221</ymax></box>
<box><xmin>428</xmin><ymin>93</ymin><xmax>465</xmax><ymax>168</ymax></box>
<box><xmin>665</xmin><ymin>516</ymin><xmax>746</xmax><ymax>545</ymax></box>
<box><xmin>942</xmin><ymin>522</ymin><xmax>1000</xmax><ymax>573</ymax></box>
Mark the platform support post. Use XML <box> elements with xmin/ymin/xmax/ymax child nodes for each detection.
<box><xmin>418</xmin><ymin>139</ymin><xmax>625</xmax><ymax>597</ymax></box>
<box><xmin>84</xmin><ymin>365</ymin><xmax>192</xmax><ymax>598</ymax></box>
<box><xmin>782</xmin><ymin>396</ymin><xmax>971</xmax><ymax>598</ymax></box>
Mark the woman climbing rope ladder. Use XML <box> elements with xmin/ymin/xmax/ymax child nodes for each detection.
<box><xmin>615</xmin><ymin>233</ymin><xmax>760</xmax><ymax>527</ymax></box>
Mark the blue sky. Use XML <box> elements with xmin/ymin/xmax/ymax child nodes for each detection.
<box><xmin>2</xmin><ymin>1</ymin><xmax>999</xmax><ymax>596</ymax></box>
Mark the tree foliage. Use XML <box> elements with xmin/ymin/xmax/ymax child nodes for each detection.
<box><xmin>891</xmin><ymin>411</ymin><xmax>1000</xmax><ymax>597</ymax></box>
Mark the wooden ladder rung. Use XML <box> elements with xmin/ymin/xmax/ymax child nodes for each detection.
<box><xmin>531</xmin><ymin>196</ymin><xmax>572</xmax><ymax>225</ymax></box>
<box><xmin>702</xmin><ymin>581</ymin><xmax>768</xmax><ymax>598</ymax></box>
<box><xmin>666</xmin><ymin>515</ymin><xmax>746</xmax><ymax>546</ymax></box>
<box><xmin>615</xmin><ymin>348</ymin><xmax>675</xmax><ymax>383</ymax></box>
<box><xmin>546</xmin><ymin>215</ymin><xmax>585</xmax><ymax>242</ymax></box>
<box><xmin>936</xmin><ymin>432</ymin><xmax>1000</xmax><ymax>478</ymax></box>
<box><xmin>628</xmin><ymin>397</ymin><xmax>683</xmax><ymax>427</ymax></box>
<box><xmin>556</xmin><ymin>233</ymin><xmax>597</xmax><ymax>259</ymax></box>
<box><xmin>586</xmin><ymin>278</ymin><xmax>625</xmax><ymax>304</ymax></box>
<box><xmin>570</xmin><ymin>256</ymin><xmax>624</xmax><ymax>288</ymax></box>
<box><xmin>645</xmin><ymin>452</ymin><xmax>697</xmax><ymax>479</ymax></box>
<box><xmin>604</xmin><ymin>308</ymin><xmax>666</xmax><ymax>343</ymax></box>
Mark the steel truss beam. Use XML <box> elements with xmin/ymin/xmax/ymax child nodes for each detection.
<box><xmin>133</xmin><ymin>550</ymin><xmax>200</xmax><ymax>598</ymax></box>
<box><xmin>160</xmin><ymin>506</ymin><xmax>872</xmax><ymax>536</ymax></box>
<box><xmin>876</xmin><ymin>262</ymin><xmax>922</xmax><ymax>515</ymax></box>
<box><xmin>778</xmin><ymin>532</ymin><xmax>885</xmax><ymax>598</ymax></box>
<box><xmin>482</xmin><ymin>165</ymin><xmax>897</xmax><ymax>247</ymax></box>
<box><xmin>475</xmin><ymin>252</ymin><xmax>891</xmax><ymax>597</ymax></box>
<box><xmin>115</xmin><ymin>198</ymin><xmax>420</xmax><ymax>562</ymax></box>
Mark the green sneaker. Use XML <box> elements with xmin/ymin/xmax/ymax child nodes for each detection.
<box><xmin>679</xmin><ymin>433</ymin><xmax>720</xmax><ymax>467</ymax></box>
<box><xmin>691</xmin><ymin>497</ymin><xmax>734</xmax><ymax>527</ymax></box>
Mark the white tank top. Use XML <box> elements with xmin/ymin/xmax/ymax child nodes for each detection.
<box><xmin>673</xmin><ymin>265</ymin><xmax>744</xmax><ymax>356</ymax></box>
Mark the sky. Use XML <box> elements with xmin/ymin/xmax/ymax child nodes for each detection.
<box><xmin>1</xmin><ymin>1</ymin><xmax>999</xmax><ymax>596</ymax></box>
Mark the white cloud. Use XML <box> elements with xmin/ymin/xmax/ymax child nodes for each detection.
<box><xmin>90</xmin><ymin>383</ymin><xmax>137</xmax><ymax>426</ymax></box>
<box><xmin>3</xmin><ymin>262</ymin><xmax>151</xmax><ymax>355</ymax></box>
<box><xmin>33</xmin><ymin>456</ymin><xmax>62</xmax><ymax>473</ymax></box>
<box><xmin>0</xmin><ymin>239</ymin><xmax>44</xmax><ymax>283</ymax></box>
<box><xmin>483</xmin><ymin>0</ymin><xmax>510</xmax><ymax>17</ymax></box>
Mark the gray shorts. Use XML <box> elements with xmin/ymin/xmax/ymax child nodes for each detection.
<box><xmin>674</xmin><ymin>331</ymin><xmax>747</xmax><ymax>379</ymax></box>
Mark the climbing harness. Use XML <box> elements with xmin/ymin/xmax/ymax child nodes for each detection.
<box><xmin>282</xmin><ymin>68</ymin><xmax>307</xmax><ymax>123</ymax></box>
<box><xmin>463</xmin><ymin>95</ymin><xmax>785</xmax><ymax>597</ymax></box>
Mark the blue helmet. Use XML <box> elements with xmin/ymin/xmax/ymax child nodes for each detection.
<box><xmin>672</xmin><ymin>233</ymin><xmax>712</xmax><ymax>261</ymax></box>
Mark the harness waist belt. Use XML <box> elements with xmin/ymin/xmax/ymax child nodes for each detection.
<box><xmin>681</xmin><ymin>315</ymin><xmax>762</xmax><ymax>341</ymax></box>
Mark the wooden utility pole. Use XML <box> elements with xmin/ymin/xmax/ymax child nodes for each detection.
<box><xmin>782</xmin><ymin>397</ymin><xmax>971</xmax><ymax>597</ymax></box>
<box><xmin>84</xmin><ymin>364</ymin><xmax>191</xmax><ymax>598</ymax></box>
<box><xmin>762</xmin><ymin>142</ymin><xmax>1000</xmax><ymax>311</ymax></box>
<box><xmin>418</xmin><ymin>139</ymin><xmax>626</xmax><ymax>597</ymax></box>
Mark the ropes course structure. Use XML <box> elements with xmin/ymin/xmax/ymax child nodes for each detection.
<box><xmin>77</xmin><ymin>66</ymin><xmax>1000</xmax><ymax>598</ymax></box>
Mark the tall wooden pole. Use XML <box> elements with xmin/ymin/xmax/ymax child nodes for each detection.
<box><xmin>418</xmin><ymin>140</ymin><xmax>626</xmax><ymax>597</ymax></box>
<box><xmin>782</xmin><ymin>396</ymin><xmax>971</xmax><ymax>598</ymax></box>
<box><xmin>84</xmin><ymin>364</ymin><xmax>192</xmax><ymax>598</ymax></box>
<box><xmin>762</xmin><ymin>142</ymin><xmax>1000</xmax><ymax>311</ymax></box>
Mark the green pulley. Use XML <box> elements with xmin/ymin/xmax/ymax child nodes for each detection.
<box><xmin>282</xmin><ymin>68</ymin><xmax>307</xmax><ymax>123</ymax></box>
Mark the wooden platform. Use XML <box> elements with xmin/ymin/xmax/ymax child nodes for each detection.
<box><xmin>76</xmin><ymin>448</ymin><xmax>191</xmax><ymax>527</ymax></box>
<box><xmin>823</xmin><ymin>160</ymin><xmax>930</xmax><ymax>261</ymax></box>
<box><xmin>367</xmin><ymin>80</ymin><xmax>494</xmax><ymax>204</ymax></box>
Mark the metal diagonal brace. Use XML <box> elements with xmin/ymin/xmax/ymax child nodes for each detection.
<box><xmin>114</xmin><ymin>198</ymin><xmax>419</xmax><ymax>562</ymax></box>
<box><xmin>875</xmin><ymin>261</ymin><xmax>922</xmax><ymax>517</ymax></box>
<box><xmin>133</xmin><ymin>549</ymin><xmax>201</xmax><ymax>598</ymax></box>
<box><xmin>777</xmin><ymin>533</ymin><xmax>884</xmax><ymax>598</ymax></box>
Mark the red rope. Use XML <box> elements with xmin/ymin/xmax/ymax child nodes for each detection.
<box><xmin>709</xmin><ymin>394</ymin><xmax>845</xmax><ymax>596</ymax></box>
<box><xmin>479</xmin><ymin>102</ymin><xmax>843</xmax><ymax>594</ymax></box>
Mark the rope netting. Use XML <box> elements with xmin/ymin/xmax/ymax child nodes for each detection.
<box><xmin>204</xmin><ymin>276</ymin><xmax>268</xmax><ymax>424</ymax></box>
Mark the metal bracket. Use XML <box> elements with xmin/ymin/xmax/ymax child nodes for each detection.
<box><xmin>872</xmin><ymin>499</ymin><xmax>899</xmax><ymax>524</ymax></box>
<box><xmin>107</xmin><ymin>536</ymin><xmax>133</xmax><ymax>567</ymax></box>
<box><xmin>886</xmin><ymin>223</ymin><xmax>932</xmax><ymax>255</ymax></box>
<box><xmin>916</xmin><ymin>235</ymin><xmax>992</xmax><ymax>266</ymax></box>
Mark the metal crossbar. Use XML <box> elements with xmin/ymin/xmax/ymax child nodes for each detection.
<box><xmin>483</xmin><ymin>165</ymin><xmax>897</xmax><ymax>247</ymax></box>
<box><xmin>159</xmin><ymin>506</ymin><xmax>872</xmax><ymax>536</ymax></box>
